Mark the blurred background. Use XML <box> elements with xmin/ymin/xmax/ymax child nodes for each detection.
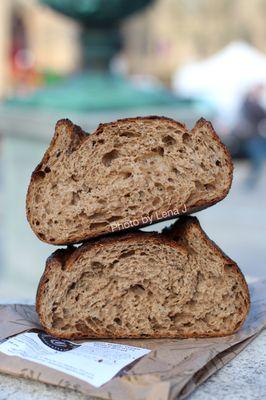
<box><xmin>0</xmin><ymin>0</ymin><xmax>265</xmax><ymax>301</ymax></box>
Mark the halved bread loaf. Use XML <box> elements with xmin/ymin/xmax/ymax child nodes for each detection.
<box><xmin>36</xmin><ymin>217</ymin><xmax>249</xmax><ymax>339</ymax></box>
<box><xmin>27</xmin><ymin>116</ymin><xmax>233</xmax><ymax>245</ymax></box>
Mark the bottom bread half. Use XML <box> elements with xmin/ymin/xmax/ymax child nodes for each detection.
<box><xmin>36</xmin><ymin>217</ymin><xmax>250</xmax><ymax>339</ymax></box>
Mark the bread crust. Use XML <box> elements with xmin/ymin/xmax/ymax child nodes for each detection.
<box><xmin>36</xmin><ymin>217</ymin><xmax>249</xmax><ymax>339</ymax></box>
<box><xmin>26</xmin><ymin>116</ymin><xmax>233</xmax><ymax>245</ymax></box>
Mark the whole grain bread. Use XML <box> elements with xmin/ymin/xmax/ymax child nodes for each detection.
<box><xmin>26</xmin><ymin>116</ymin><xmax>233</xmax><ymax>245</ymax></box>
<box><xmin>36</xmin><ymin>217</ymin><xmax>249</xmax><ymax>339</ymax></box>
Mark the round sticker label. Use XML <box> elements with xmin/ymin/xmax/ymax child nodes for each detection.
<box><xmin>38</xmin><ymin>332</ymin><xmax>80</xmax><ymax>352</ymax></box>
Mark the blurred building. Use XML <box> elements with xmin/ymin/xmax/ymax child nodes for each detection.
<box><xmin>123</xmin><ymin>0</ymin><xmax>266</xmax><ymax>84</ymax></box>
<box><xmin>0</xmin><ymin>0</ymin><xmax>81</xmax><ymax>98</ymax></box>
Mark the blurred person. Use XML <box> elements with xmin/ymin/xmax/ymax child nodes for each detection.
<box><xmin>9</xmin><ymin>13</ymin><xmax>40</xmax><ymax>96</ymax></box>
<box><xmin>236</xmin><ymin>84</ymin><xmax>266</xmax><ymax>189</ymax></box>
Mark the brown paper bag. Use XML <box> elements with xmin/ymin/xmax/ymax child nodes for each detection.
<box><xmin>0</xmin><ymin>279</ymin><xmax>265</xmax><ymax>400</ymax></box>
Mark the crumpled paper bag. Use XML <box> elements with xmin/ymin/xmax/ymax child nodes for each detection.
<box><xmin>0</xmin><ymin>279</ymin><xmax>265</xmax><ymax>400</ymax></box>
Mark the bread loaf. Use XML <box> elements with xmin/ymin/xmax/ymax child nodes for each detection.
<box><xmin>36</xmin><ymin>217</ymin><xmax>249</xmax><ymax>339</ymax></box>
<box><xmin>27</xmin><ymin>117</ymin><xmax>233</xmax><ymax>245</ymax></box>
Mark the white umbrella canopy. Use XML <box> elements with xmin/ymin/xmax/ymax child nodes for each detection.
<box><xmin>173</xmin><ymin>41</ymin><xmax>266</xmax><ymax>122</ymax></box>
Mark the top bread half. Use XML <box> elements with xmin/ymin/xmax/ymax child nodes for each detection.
<box><xmin>26</xmin><ymin>116</ymin><xmax>233</xmax><ymax>245</ymax></box>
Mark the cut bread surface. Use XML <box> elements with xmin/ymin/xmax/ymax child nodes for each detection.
<box><xmin>27</xmin><ymin>116</ymin><xmax>233</xmax><ymax>245</ymax></box>
<box><xmin>36</xmin><ymin>217</ymin><xmax>249</xmax><ymax>339</ymax></box>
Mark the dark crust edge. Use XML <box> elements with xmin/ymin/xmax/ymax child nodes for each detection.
<box><xmin>36</xmin><ymin>217</ymin><xmax>250</xmax><ymax>339</ymax></box>
<box><xmin>26</xmin><ymin>116</ymin><xmax>233</xmax><ymax>245</ymax></box>
<box><xmin>26</xmin><ymin>118</ymin><xmax>87</xmax><ymax>240</ymax></box>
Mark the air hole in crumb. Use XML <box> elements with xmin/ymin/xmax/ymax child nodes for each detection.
<box><xmin>114</xmin><ymin>317</ymin><xmax>122</xmax><ymax>325</ymax></box>
<box><xmin>68</xmin><ymin>282</ymin><xmax>76</xmax><ymax>292</ymax></box>
<box><xmin>120</xmin><ymin>250</ymin><xmax>136</xmax><ymax>258</ymax></box>
<box><xmin>34</xmin><ymin>171</ymin><xmax>45</xmax><ymax>179</ymax></box>
<box><xmin>56</xmin><ymin>151</ymin><xmax>61</xmax><ymax>158</ymax></box>
<box><xmin>119</xmin><ymin>131</ymin><xmax>138</xmax><ymax>138</ymax></box>
<box><xmin>182</xmin><ymin>132</ymin><xmax>190</xmax><ymax>144</ymax></box>
<box><xmin>35</xmin><ymin>220</ymin><xmax>40</xmax><ymax>226</ymax></box>
<box><xmin>152</xmin><ymin>146</ymin><xmax>164</xmax><ymax>156</ymax></box>
<box><xmin>155</xmin><ymin>182</ymin><xmax>164</xmax><ymax>191</ymax></box>
<box><xmin>71</xmin><ymin>192</ymin><xmax>80</xmax><ymax>206</ymax></box>
<box><xmin>204</xmin><ymin>183</ymin><xmax>215</xmax><ymax>191</ymax></box>
<box><xmin>82</xmin><ymin>184</ymin><xmax>91</xmax><ymax>193</ymax></box>
<box><xmin>90</xmin><ymin>212</ymin><xmax>104</xmax><ymax>220</ymax></box>
<box><xmin>108</xmin><ymin>215</ymin><xmax>122</xmax><ymax>223</ymax></box>
<box><xmin>216</xmin><ymin>160</ymin><xmax>221</xmax><ymax>166</ymax></box>
<box><xmin>102</xmin><ymin>149</ymin><xmax>119</xmax><ymax>167</ymax></box>
<box><xmin>162</xmin><ymin>135</ymin><xmax>176</xmax><ymax>146</ymax></box>
<box><xmin>152</xmin><ymin>197</ymin><xmax>160</xmax><ymax>206</ymax></box>
<box><xmin>172</xmin><ymin>167</ymin><xmax>179</xmax><ymax>175</ymax></box>
<box><xmin>200</xmin><ymin>162</ymin><xmax>208</xmax><ymax>171</ymax></box>
<box><xmin>183</xmin><ymin>322</ymin><xmax>193</xmax><ymax>327</ymax></box>
<box><xmin>44</xmin><ymin>166</ymin><xmax>51</xmax><ymax>173</ymax></box>
<box><xmin>91</xmin><ymin>261</ymin><xmax>104</xmax><ymax>270</ymax></box>
<box><xmin>75</xmin><ymin>322</ymin><xmax>87</xmax><ymax>332</ymax></box>
<box><xmin>90</xmin><ymin>222</ymin><xmax>107</xmax><ymax>230</ymax></box>
<box><xmin>234</xmin><ymin>320</ymin><xmax>242</xmax><ymax>329</ymax></box>
<box><xmin>224</xmin><ymin>264</ymin><xmax>232</xmax><ymax>271</ymax></box>
<box><xmin>122</xmin><ymin>171</ymin><xmax>132</xmax><ymax>179</ymax></box>
<box><xmin>129</xmin><ymin>284</ymin><xmax>145</xmax><ymax>295</ymax></box>
<box><xmin>78</xmin><ymin>211</ymin><xmax>88</xmax><ymax>219</ymax></box>
<box><xmin>71</xmin><ymin>174</ymin><xmax>79</xmax><ymax>182</ymax></box>
<box><xmin>195</xmin><ymin>180</ymin><xmax>205</xmax><ymax>190</ymax></box>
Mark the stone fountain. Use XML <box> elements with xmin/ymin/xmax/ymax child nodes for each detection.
<box><xmin>7</xmin><ymin>0</ymin><xmax>185</xmax><ymax>116</ymax></box>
